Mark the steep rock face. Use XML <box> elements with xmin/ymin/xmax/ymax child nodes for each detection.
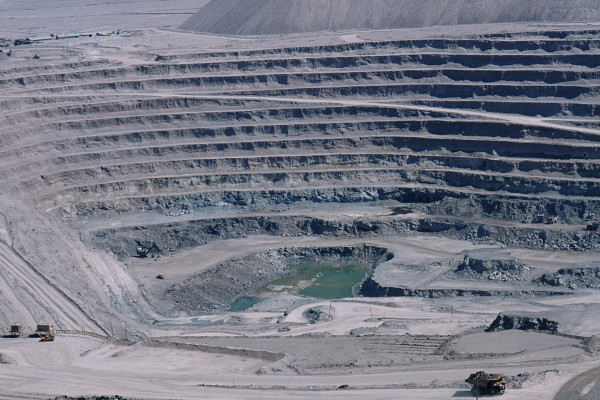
<box><xmin>454</xmin><ymin>251</ymin><xmax>530</xmax><ymax>282</ymax></box>
<box><xmin>181</xmin><ymin>0</ymin><xmax>600</xmax><ymax>35</ymax></box>
<box><xmin>486</xmin><ymin>313</ymin><xmax>559</xmax><ymax>333</ymax></box>
<box><xmin>534</xmin><ymin>262</ymin><xmax>600</xmax><ymax>289</ymax></box>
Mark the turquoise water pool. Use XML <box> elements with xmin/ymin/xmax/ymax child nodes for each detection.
<box><xmin>229</xmin><ymin>262</ymin><xmax>372</xmax><ymax>311</ymax></box>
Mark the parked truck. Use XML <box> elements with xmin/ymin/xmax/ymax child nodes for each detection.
<box><xmin>8</xmin><ymin>324</ymin><xmax>22</xmax><ymax>337</ymax></box>
<box><xmin>465</xmin><ymin>371</ymin><xmax>506</xmax><ymax>396</ymax></box>
<box><xmin>35</xmin><ymin>323</ymin><xmax>55</xmax><ymax>337</ymax></box>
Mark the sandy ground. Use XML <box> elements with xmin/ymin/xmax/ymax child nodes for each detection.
<box><xmin>0</xmin><ymin>306</ymin><xmax>599</xmax><ymax>400</ymax></box>
<box><xmin>0</xmin><ymin>0</ymin><xmax>209</xmax><ymax>36</ymax></box>
<box><xmin>4</xmin><ymin>234</ymin><xmax>600</xmax><ymax>400</ymax></box>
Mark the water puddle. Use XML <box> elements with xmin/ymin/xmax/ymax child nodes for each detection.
<box><xmin>229</xmin><ymin>296</ymin><xmax>261</xmax><ymax>312</ymax></box>
<box><xmin>229</xmin><ymin>262</ymin><xmax>372</xmax><ymax>311</ymax></box>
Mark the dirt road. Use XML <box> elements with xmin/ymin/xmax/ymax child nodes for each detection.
<box><xmin>555</xmin><ymin>366</ymin><xmax>600</xmax><ymax>400</ymax></box>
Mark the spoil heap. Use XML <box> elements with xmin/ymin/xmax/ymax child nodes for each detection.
<box><xmin>455</xmin><ymin>251</ymin><xmax>530</xmax><ymax>282</ymax></box>
<box><xmin>534</xmin><ymin>262</ymin><xmax>600</xmax><ymax>289</ymax></box>
<box><xmin>181</xmin><ymin>0</ymin><xmax>600</xmax><ymax>35</ymax></box>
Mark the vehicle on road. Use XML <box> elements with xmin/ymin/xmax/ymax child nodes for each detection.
<box><xmin>466</xmin><ymin>371</ymin><xmax>506</xmax><ymax>396</ymax></box>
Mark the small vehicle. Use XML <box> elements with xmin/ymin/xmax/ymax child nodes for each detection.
<box><xmin>586</xmin><ymin>222</ymin><xmax>600</xmax><ymax>231</ymax></box>
<box><xmin>137</xmin><ymin>247</ymin><xmax>149</xmax><ymax>257</ymax></box>
<box><xmin>35</xmin><ymin>323</ymin><xmax>55</xmax><ymax>337</ymax></box>
<box><xmin>8</xmin><ymin>324</ymin><xmax>23</xmax><ymax>337</ymax></box>
<box><xmin>465</xmin><ymin>371</ymin><xmax>506</xmax><ymax>396</ymax></box>
<box><xmin>39</xmin><ymin>335</ymin><xmax>54</xmax><ymax>342</ymax></box>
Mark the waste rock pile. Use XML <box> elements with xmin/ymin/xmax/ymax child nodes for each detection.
<box><xmin>534</xmin><ymin>262</ymin><xmax>600</xmax><ymax>289</ymax></box>
<box><xmin>486</xmin><ymin>313</ymin><xmax>559</xmax><ymax>333</ymax></box>
<box><xmin>454</xmin><ymin>251</ymin><xmax>531</xmax><ymax>282</ymax></box>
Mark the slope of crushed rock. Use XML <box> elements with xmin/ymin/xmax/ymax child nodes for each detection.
<box><xmin>453</xmin><ymin>251</ymin><xmax>532</xmax><ymax>282</ymax></box>
<box><xmin>486</xmin><ymin>312</ymin><xmax>559</xmax><ymax>333</ymax></box>
<box><xmin>181</xmin><ymin>0</ymin><xmax>600</xmax><ymax>35</ymax></box>
<box><xmin>534</xmin><ymin>262</ymin><xmax>600</xmax><ymax>289</ymax></box>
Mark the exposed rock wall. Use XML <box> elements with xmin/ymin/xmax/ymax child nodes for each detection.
<box><xmin>486</xmin><ymin>313</ymin><xmax>559</xmax><ymax>333</ymax></box>
<box><xmin>534</xmin><ymin>262</ymin><xmax>600</xmax><ymax>289</ymax></box>
<box><xmin>90</xmin><ymin>213</ymin><xmax>600</xmax><ymax>260</ymax></box>
<box><xmin>455</xmin><ymin>251</ymin><xmax>530</xmax><ymax>282</ymax></box>
<box><xmin>2</xmin><ymin>26</ymin><xmax>600</xmax><ymax>329</ymax></box>
<box><xmin>359</xmin><ymin>277</ymin><xmax>566</xmax><ymax>298</ymax></box>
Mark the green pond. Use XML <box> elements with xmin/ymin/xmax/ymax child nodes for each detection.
<box><xmin>229</xmin><ymin>262</ymin><xmax>372</xmax><ymax>311</ymax></box>
<box><xmin>229</xmin><ymin>296</ymin><xmax>261</xmax><ymax>312</ymax></box>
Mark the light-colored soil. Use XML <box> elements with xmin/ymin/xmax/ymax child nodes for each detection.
<box><xmin>0</xmin><ymin>309</ymin><xmax>598</xmax><ymax>399</ymax></box>
<box><xmin>0</xmin><ymin>0</ymin><xmax>209</xmax><ymax>36</ymax></box>
<box><xmin>1</xmin><ymin>3</ymin><xmax>600</xmax><ymax>399</ymax></box>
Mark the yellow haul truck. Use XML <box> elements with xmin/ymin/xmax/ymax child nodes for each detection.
<box><xmin>466</xmin><ymin>371</ymin><xmax>506</xmax><ymax>396</ymax></box>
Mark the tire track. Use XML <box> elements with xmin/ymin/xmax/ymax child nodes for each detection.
<box><xmin>555</xmin><ymin>366</ymin><xmax>600</xmax><ymax>400</ymax></box>
<box><xmin>0</xmin><ymin>242</ymin><xmax>103</xmax><ymax>333</ymax></box>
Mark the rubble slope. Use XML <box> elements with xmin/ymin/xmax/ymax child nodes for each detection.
<box><xmin>181</xmin><ymin>0</ymin><xmax>600</xmax><ymax>35</ymax></box>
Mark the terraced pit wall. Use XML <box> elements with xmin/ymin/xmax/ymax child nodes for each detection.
<box><xmin>1</xmin><ymin>28</ymin><xmax>600</xmax><ymax>325</ymax></box>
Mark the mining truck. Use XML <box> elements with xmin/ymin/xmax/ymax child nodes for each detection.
<box><xmin>465</xmin><ymin>371</ymin><xmax>506</xmax><ymax>396</ymax></box>
<box><xmin>35</xmin><ymin>323</ymin><xmax>55</xmax><ymax>338</ymax></box>
<box><xmin>8</xmin><ymin>324</ymin><xmax>22</xmax><ymax>337</ymax></box>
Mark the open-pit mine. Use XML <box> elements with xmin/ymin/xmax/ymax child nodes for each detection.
<box><xmin>1</xmin><ymin>1</ymin><xmax>600</xmax><ymax>399</ymax></box>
